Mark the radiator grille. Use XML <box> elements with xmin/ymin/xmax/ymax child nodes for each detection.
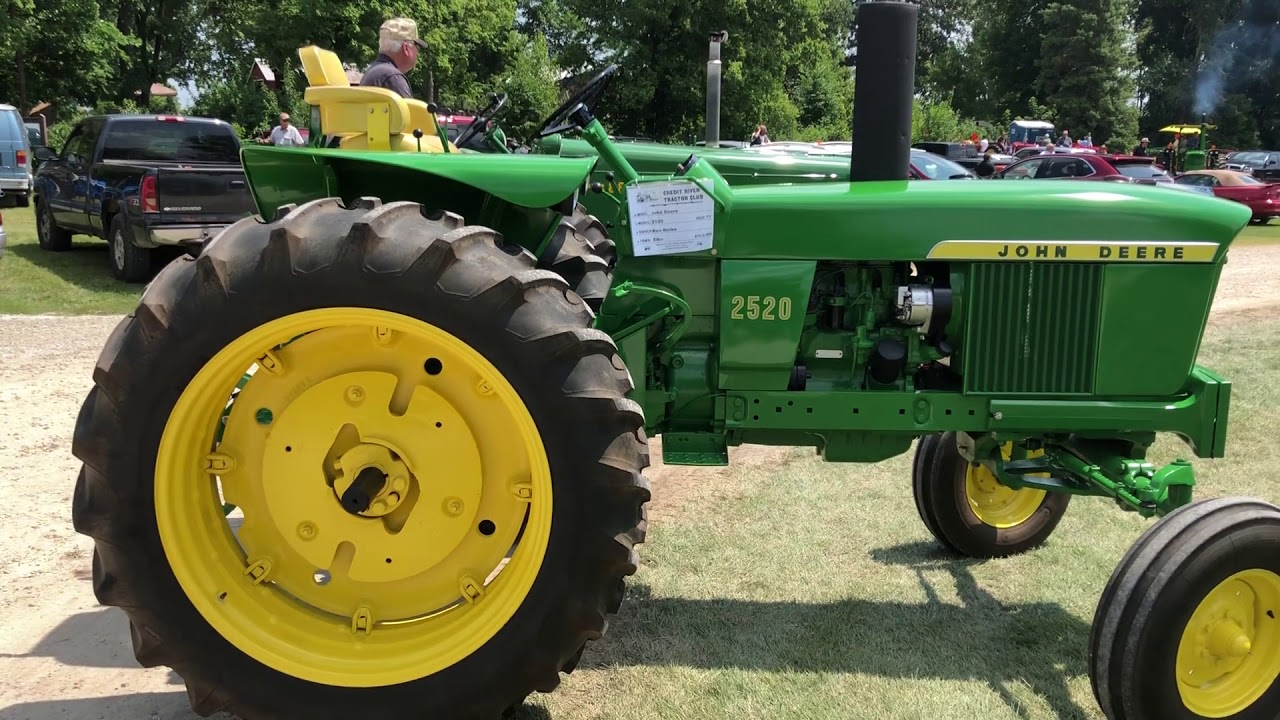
<box><xmin>963</xmin><ymin>263</ymin><xmax>1103</xmax><ymax>395</ymax></box>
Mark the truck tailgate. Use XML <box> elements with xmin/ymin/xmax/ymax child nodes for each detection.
<box><xmin>155</xmin><ymin>165</ymin><xmax>255</xmax><ymax>224</ymax></box>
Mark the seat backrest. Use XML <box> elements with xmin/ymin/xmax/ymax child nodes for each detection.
<box><xmin>296</xmin><ymin>44</ymin><xmax>457</xmax><ymax>154</ymax></box>
<box><xmin>304</xmin><ymin>86</ymin><xmax>409</xmax><ymax>149</ymax></box>
<box><xmin>299</xmin><ymin>46</ymin><xmax>351</xmax><ymax>88</ymax></box>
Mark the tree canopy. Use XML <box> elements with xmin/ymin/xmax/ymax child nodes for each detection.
<box><xmin>8</xmin><ymin>0</ymin><xmax>1276</xmax><ymax>151</ymax></box>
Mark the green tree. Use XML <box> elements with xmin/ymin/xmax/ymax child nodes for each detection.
<box><xmin>103</xmin><ymin>0</ymin><xmax>209</xmax><ymax>106</ymax></box>
<box><xmin>193</xmin><ymin>0</ymin><xmax>519</xmax><ymax>113</ymax></box>
<box><xmin>492</xmin><ymin>32</ymin><xmax>563</xmax><ymax>142</ymax></box>
<box><xmin>0</xmin><ymin>0</ymin><xmax>131</xmax><ymax>112</ymax></box>
<box><xmin>1036</xmin><ymin>0</ymin><xmax>1138</xmax><ymax>147</ymax></box>
<box><xmin>545</xmin><ymin>0</ymin><xmax>855</xmax><ymax>143</ymax></box>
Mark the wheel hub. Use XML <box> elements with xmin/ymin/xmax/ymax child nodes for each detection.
<box><xmin>332</xmin><ymin>441</ymin><xmax>412</xmax><ymax>518</ymax></box>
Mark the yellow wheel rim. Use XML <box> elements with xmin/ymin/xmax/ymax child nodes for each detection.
<box><xmin>964</xmin><ymin>443</ymin><xmax>1048</xmax><ymax>528</ymax></box>
<box><xmin>155</xmin><ymin>308</ymin><xmax>552</xmax><ymax>687</ymax></box>
<box><xmin>1176</xmin><ymin>569</ymin><xmax>1280</xmax><ymax>717</ymax></box>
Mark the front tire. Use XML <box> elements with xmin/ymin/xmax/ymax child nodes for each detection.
<box><xmin>36</xmin><ymin>198</ymin><xmax>72</xmax><ymax>251</ymax></box>
<box><xmin>71</xmin><ymin>197</ymin><xmax>650</xmax><ymax>719</ymax></box>
<box><xmin>913</xmin><ymin>431</ymin><xmax>1070</xmax><ymax>558</ymax></box>
<box><xmin>1089</xmin><ymin>497</ymin><xmax>1280</xmax><ymax>719</ymax></box>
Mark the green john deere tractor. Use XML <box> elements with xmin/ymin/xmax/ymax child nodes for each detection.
<box><xmin>71</xmin><ymin>2</ymin><xmax>1278</xmax><ymax>719</ymax></box>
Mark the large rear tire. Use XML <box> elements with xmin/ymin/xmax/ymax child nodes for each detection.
<box><xmin>1090</xmin><ymin>497</ymin><xmax>1280</xmax><ymax>719</ymax></box>
<box><xmin>71</xmin><ymin>197</ymin><xmax>650</xmax><ymax>719</ymax></box>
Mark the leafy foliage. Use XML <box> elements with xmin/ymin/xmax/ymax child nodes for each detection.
<box><xmin>8</xmin><ymin>0</ymin><xmax>1276</xmax><ymax>154</ymax></box>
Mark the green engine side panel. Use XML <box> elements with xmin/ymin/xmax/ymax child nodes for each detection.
<box><xmin>717</xmin><ymin>260</ymin><xmax>817</xmax><ymax>390</ymax></box>
<box><xmin>1094</xmin><ymin>263</ymin><xmax>1223</xmax><ymax>396</ymax></box>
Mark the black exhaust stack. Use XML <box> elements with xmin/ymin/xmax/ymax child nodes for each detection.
<box><xmin>850</xmin><ymin>0</ymin><xmax>919</xmax><ymax>182</ymax></box>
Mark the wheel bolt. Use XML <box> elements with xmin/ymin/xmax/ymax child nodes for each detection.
<box><xmin>444</xmin><ymin>497</ymin><xmax>464</xmax><ymax>516</ymax></box>
<box><xmin>255</xmin><ymin>408</ymin><xmax>273</xmax><ymax>425</ymax></box>
<box><xmin>297</xmin><ymin>521</ymin><xmax>318</xmax><ymax>540</ymax></box>
<box><xmin>346</xmin><ymin>386</ymin><xmax>365</xmax><ymax>404</ymax></box>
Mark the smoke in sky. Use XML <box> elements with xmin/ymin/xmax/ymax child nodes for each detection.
<box><xmin>1194</xmin><ymin>10</ymin><xmax>1280</xmax><ymax>117</ymax></box>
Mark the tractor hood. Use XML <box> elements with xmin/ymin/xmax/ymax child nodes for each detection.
<box><xmin>544</xmin><ymin>136</ymin><xmax>850</xmax><ymax>186</ymax></box>
<box><xmin>718</xmin><ymin>179</ymin><xmax>1253</xmax><ymax>262</ymax></box>
<box><xmin>239</xmin><ymin>145</ymin><xmax>597</xmax><ymax>219</ymax></box>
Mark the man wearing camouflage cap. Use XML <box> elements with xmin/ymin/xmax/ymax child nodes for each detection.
<box><xmin>359</xmin><ymin>17</ymin><xmax>428</xmax><ymax>99</ymax></box>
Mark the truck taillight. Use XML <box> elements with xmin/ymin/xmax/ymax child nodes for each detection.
<box><xmin>141</xmin><ymin>175</ymin><xmax>158</xmax><ymax>213</ymax></box>
<box><xmin>16</xmin><ymin>150</ymin><xmax>26</xmax><ymax>167</ymax></box>
<box><xmin>155</xmin><ymin>115</ymin><xmax>185</xmax><ymax>122</ymax></box>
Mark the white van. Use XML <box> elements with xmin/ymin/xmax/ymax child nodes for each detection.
<box><xmin>0</xmin><ymin>104</ymin><xmax>32</xmax><ymax>208</ymax></box>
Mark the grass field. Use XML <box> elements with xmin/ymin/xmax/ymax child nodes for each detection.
<box><xmin>522</xmin><ymin>312</ymin><xmax>1280</xmax><ymax>720</ymax></box>
<box><xmin>1</xmin><ymin>203</ymin><xmax>1279</xmax><ymax>315</ymax></box>
<box><xmin>0</xmin><ymin>206</ymin><xmax>149</xmax><ymax>315</ymax></box>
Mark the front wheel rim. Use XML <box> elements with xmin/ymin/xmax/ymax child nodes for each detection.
<box><xmin>112</xmin><ymin>228</ymin><xmax>125</xmax><ymax>268</ymax></box>
<box><xmin>155</xmin><ymin>307</ymin><xmax>553</xmax><ymax>687</ymax></box>
<box><xmin>1176</xmin><ymin>569</ymin><xmax>1280</xmax><ymax>717</ymax></box>
<box><xmin>964</xmin><ymin>443</ymin><xmax>1048</xmax><ymax>528</ymax></box>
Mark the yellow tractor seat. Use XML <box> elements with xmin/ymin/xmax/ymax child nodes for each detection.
<box><xmin>297</xmin><ymin>45</ymin><xmax>455</xmax><ymax>153</ymax></box>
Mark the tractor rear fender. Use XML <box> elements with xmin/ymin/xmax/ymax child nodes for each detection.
<box><xmin>238</xmin><ymin>146</ymin><xmax>597</xmax><ymax>251</ymax></box>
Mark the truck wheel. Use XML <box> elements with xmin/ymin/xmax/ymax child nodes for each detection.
<box><xmin>108</xmin><ymin>214</ymin><xmax>153</xmax><ymax>282</ymax></box>
<box><xmin>1089</xmin><ymin>497</ymin><xmax>1280</xmax><ymax>719</ymax></box>
<box><xmin>36</xmin><ymin>198</ymin><xmax>72</xmax><ymax>251</ymax></box>
<box><xmin>913</xmin><ymin>431</ymin><xmax>1070</xmax><ymax>558</ymax></box>
<box><xmin>71</xmin><ymin>196</ymin><xmax>650</xmax><ymax>719</ymax></box>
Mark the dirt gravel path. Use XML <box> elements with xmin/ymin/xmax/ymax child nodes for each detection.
<box><xmin>1</xmin><ymin>243</ymin><xmax>1277</xmax><ymax>719</ymax></box>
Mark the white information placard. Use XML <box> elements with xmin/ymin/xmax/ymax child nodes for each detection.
<box><xmin>625</xmin><ymin>180</ymin><xmax>715</xmax><ymax>257</ymax></box>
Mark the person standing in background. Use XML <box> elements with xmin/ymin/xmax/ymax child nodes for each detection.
<box><xmin>259</xmin><ymin>112</ymin><xmax>305</xmax><ymax>146</ymax></box>
<box><xmin>750</xmin><ymin>124</ymin><xmax>770</xmax><ymax>146</ymax></box>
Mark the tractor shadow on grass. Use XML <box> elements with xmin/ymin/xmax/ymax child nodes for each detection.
<box><xmin>0</xmin><ymin>606</ymin><xmax>175</xmax><ymax>673</ymax></box>
<box><xmin>0</xmin><ymin>693</ymin><xmax>222</xmax><ymax>720</ymax></box>
<box><xmin>580</xmin><ymin>540</ymin><xmax>1093</xmax><ymax>720</ymax></box>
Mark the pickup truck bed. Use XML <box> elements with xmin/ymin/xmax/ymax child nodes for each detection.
<box><xmin>33</xmin><ymin>114</ymin><xmax>256</xmax><ymax>282</ymax></box>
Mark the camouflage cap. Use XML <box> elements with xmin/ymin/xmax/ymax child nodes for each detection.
<box><xmin>380</xmin><ymin>17</ymin><xmax>427</xmax><ymax>50</ymax></box>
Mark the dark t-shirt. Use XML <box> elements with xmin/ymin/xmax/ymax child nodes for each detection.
<box><xmin>360</xmin><ymin>54</ymin><xmax>413</xmax><ymax>99</ymax></box>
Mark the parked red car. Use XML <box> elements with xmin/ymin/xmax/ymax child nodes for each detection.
<box><xmin>1175</xmin><ymin>170</ymin><xmax>1279</xmax><ymax>224</ymax></box>
<box><xmin>992</xmin><ymin>153</ymin><xmax>1174</xmax><ymax>183</ymax></box>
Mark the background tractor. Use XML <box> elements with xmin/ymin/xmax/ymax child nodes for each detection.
<box><xmin>70</xmin><ymin>1</ymin><xmax>1278</xmax><ymax>719</ymax></box>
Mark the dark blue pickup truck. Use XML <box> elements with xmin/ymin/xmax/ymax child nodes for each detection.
<box><xmin>32</xmin><ymin>114</ymin><xmax>256</xmax><ymax>281</ymax></box>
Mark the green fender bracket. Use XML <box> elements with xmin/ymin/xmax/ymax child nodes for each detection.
<box><xmin>604</xmin><ymin>280</ymin><xmax>692</xmax><ymax>353</ymax></box>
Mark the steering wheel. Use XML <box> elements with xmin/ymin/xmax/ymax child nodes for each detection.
<box><xmin>532</xmin><ymin>64</ymin><xmax>620</xmax><ymax>140</ymax></box>
<box><xmin>454</xmin><ymin>92</ymin><xmax>508</xmax><ymax>150</ymax></box>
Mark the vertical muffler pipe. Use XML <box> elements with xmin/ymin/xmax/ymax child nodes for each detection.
<box><xmin>850</xmin><ymin>0</ymin><xmax>918</xmax><ymax>181</ymax></box>
<box><xmin>706</xmin><ymin>31</ymin><xmax>727</xmax><ymax>148</ymax></box>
